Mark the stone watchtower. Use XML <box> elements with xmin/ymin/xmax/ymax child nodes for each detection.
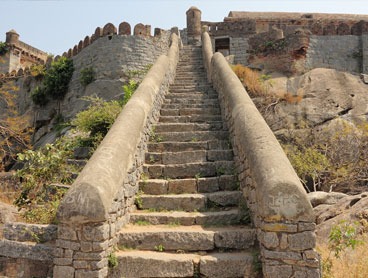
<box><xmin>186</xmin><ymin>6</ymin><xmax>202</xmax><ymax>45</ymax></box>
<box><xmin>6</xmin><ymin>29</ymin><xmax>20</xmax><ymax>45</ymax></box>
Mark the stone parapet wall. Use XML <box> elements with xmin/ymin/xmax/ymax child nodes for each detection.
<box><xmin>202</xmin><ymin>31</ymin><xmax>320</xmax><ymax>278</ymax></box>
<box><xmin>52</xmin><ymin>33</ymin><xmax>180</xmax><ymax>278</ymax></box>
<box><xmin>306</xmin><ymin>35</ymin><xmax>361</xmax><ymax>73</ymax></box>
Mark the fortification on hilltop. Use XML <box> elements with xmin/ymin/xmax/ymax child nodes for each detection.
<box><xmin>0</xmin><ymin>29</ymin><xmax>48</xmax><ymax>74</ymax></box>
<box><xmin>183</xmin><ymin>8</ymin><xmax>368</xmax><ymax>74</ymax></box>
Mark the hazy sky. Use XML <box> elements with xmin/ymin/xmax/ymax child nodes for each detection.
<box><xmin>1</xmin><ymin>0</ymin><xmax>368</xmax><ymax>55</ymax></box>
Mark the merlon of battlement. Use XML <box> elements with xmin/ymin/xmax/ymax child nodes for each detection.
<box><xmin>226</xmin><ymin>11</ymin><xmax>368</xmax><ymax>21</ymax></box>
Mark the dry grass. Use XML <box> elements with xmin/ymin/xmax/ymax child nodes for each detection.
<box><xmin>232</xmin><ymin>64</ymin><xmax>266</xmax><ymax>96</ymax></box>
<box><xmin>317</xmin><ymin>234</ymin><xmax>368</xmax><ymax>278</ymax></box>
<box><xmin>279</xmin><ymin>89</ymin><xmax>304</xmax><ymax>104</ymax></box>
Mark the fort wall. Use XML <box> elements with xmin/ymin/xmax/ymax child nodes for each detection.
<box><xmin>306</xmin><ymin>35</ymin><xmax>361</xmax><ymax>73</ymax></box>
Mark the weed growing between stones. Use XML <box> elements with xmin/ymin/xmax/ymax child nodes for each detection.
<box><xmin>154</xmin><ymin>244</ymin><xmax>165</xmax><ymax>252</ymax></box>
<box><xmin>134</xmin><ymin>220</ymin><xmax>150</xmax><ymax>226</ymax></box>
<box><xmin>134</xmin><ymin>190</ymin><xmax>144</xmax><ymax>209</ymax></box>
<box><xmin>108</xmin><ymin>252</ymin><xmax>118</xmax><ymax>268</ymax></box>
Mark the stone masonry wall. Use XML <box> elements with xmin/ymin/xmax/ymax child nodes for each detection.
<box><xmin>230</xmin><ymin>37</ymin><xmax>249</xmax><ymax>65</ymax></box>
<box><xmin>306</xmin><ymin>35</ymin><xmax>361</xmax><ymax>73</ymax></box>
<box><xmin>202</xmin><ymin>32</ymin><xmax>320</xmax><ymax>278</ymax></box>
<box><xmin>362</xmin><ymin>35</ymin><xmax>368</xmax><ymax>73</ymax></box>
<box><xmin>52</xmin><ymin>34</ymin><xmax>180</xmax><ymax>278</ymax></box>
<box><xmin>62</xmin><ymin>32</ymin><xmax>171</xmax><ymax>120</ymax></box>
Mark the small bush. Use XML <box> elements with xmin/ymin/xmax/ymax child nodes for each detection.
<box><xmin>43</xmin><ymin>57</ymin><xmax>74</xmax><ymax>100</ymax></box>
<box><xmin>30</xmin><ymin>64</ymin><xmax>46</xmax><ymax>80</ymax></box>
<box><xmin>122</xmin><ymin>80</ymin><xmax>139</xmax><ymax>105</ymax></box>
<box><xmin>30</xmin><ymin>86</ymin><xmax>49</xmax><ymax>106</ymax></box>
<box><xmin>72</xmin><ymin>97</ymin><xmax>122</xmax><ymax>144</ymax></box>
<box><xmin>15</xmin><ymin>139</ymin><xmax>79</xmax><ymax>224</ymax></box>
<box><xmin>0</xmin><ymin>41</ymin><xmax>8</xmax><ymax>55</ymax></box>
<box><xmin>80</xmin><ymin>67</ymin><xmax>95</xmax><ymax>87</ymax></box>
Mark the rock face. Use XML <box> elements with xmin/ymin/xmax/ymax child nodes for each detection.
<box><xmin>309</xmin><ymin>191</ymin><xmax>368</xmax><ymax>242</ymax></box>
<box><xmin>264</xmin><ymin>68</ymin><xmax>368</xmax><ymax>132</ymax></box>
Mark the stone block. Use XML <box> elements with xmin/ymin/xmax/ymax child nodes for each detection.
<box><xmin>56</xmin><ymin>239</ymin><xmax>81</xmax><ymax>251</ymax></box>
<box><xmin>214</xmin><ymin>228</ymin><xmax>256</xmax><ymax>249</ymax></box>
<box><xmin>263</xmin><ymin>264</ymin><xmax>292</xmax><ymax>278</ymax></box>
<box><xmin>110</xmin><ymin>251</ymin><xmax>194</xmax><ymax>277</ymax></box>
<box><xmin>200</xmin><ymin>252</ymin><xmax>254</xmax><ymax>278</ymax></box>
<box><xmin>260</xmin><ymin>222</ymin><xmax>298</xmax><ymax>233</ymax></box>
<box><xmin>75</xmin><ymin>268</ymin><xmax>108</xmax><ymax>278</ymax></box>
<box><xmin>168</xmin><ymin>178</ymin><xmax>197</xmax><ymax>194</ymax></box>
<box><xmin>83</xmin><ymin>224</ymin><xmax>110</xmax><ymax>241</ymax></box>
<box><xmin>53</xmin><ymin>265</ymin><xmax>75</xmax><ymax>278</ymax></box>
<box><xmin>263</xmin><ymin>250</ymin><xmax>302</xmax><ymax>261</ymax></box>
<box><xmin>73</xmin><ymin>251</ymin><xmax>106</xmax><ymax>261</ymax></box>
<box><xmin>119</xmin><ymin>229</ymin><xmax>214</xmax><ymax>251</ymax></box>
<box><xmin>139</xmin><ymin>179</ymin><xmax>168</xmax><ymax>195</ymax></box>
<box><xmin>218</xmin><ymin>175</ymin><xmax>238</xmax><ymax>190</ymax></box>
<box><xmin>206</xmin><ymin>191</ymin><xmax>241</xmax><ymax>207</ymax></box>
<box><xmin>93</xmin><ymin>240</ymin><xmax>109</xmax><ymax>251</ymax></box>
<box><xmin>58</xmin><ymin>225</ymin><xmax>78</xmax><ymax>241</ymax></box>
<box><xmin>54</xmin><ymin>257</ymin><xmax>73</xmax><ymax>266</ymax></box>
<box><xmin>80</xmin><ymin>241</ymin><xmax>93</xmax><ymax>252</ymax></box>
<box><xmin>258</xmin><ymin>231</ymin><xmax>279</xmax><ymax>249</ymax></box>
<box><xmin>298</xmin><ymin>222</ymin><xmax>316</xmax><ymax>231</ymax></box>
<box><xmin>288</xmin><ymin>231</ymin><xmax>316</xmax><ymax>251</ymax></box>
<box><xmin>73</xmin><ymin>260</ymin><xmax>89</xmax><ymax>269</ymax></box>
<box><xmin>197</xmin><ymin>177</ymin><xmax>219</xmax><ymax>193</ymax></box>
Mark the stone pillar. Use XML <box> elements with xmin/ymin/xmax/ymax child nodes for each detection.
<box><xmin>186</xmin><ymin>6</ymin><xmax>202</xmax><ymax>45</ymax></box>
<box><xmin>362</xmin><ymin>35</ymin><xmax>368</xmax><ymax>73</ymax></box>
<box><xmin>6</xmin><ymin>29</ymin><xmax>19</xmax><ymax>45</ymax></box>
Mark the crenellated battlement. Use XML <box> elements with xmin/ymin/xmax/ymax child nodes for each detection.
<box><xmin>203</xmin><ymin>15</ymin><xmax>368</xmax><ymax>38</ymax></box>
<box><xmin>59</xmin><ymin>22</ymin><xmax>166</xmax><ymax>60</ymax></box>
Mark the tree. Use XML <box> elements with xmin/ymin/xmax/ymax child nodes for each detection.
<box><xmin>0</xmin><ymin>80</ymin><xmax>32</xmax><ymax>171</ymax></box>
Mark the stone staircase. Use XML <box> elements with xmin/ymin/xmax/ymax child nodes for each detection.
<box><xmin>111</xmin><ymin>46</ymin><xmax>258</xmax><ymax>278</ymax></box>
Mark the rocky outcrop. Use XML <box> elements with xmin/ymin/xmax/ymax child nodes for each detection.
<box><xmin>308</xmin><ymin>191</ymin><xmax>368</xmax><ymax>243</ymax></box>
<box><xmin>264</xmin><ymin>68</ymin><xmax>368</xmax><ymax>132</ymax></box>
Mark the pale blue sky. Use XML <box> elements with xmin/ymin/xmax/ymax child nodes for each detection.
<box><xmin>1</xmin><ymin>0</ymin><xmax>368</xmax><ymax>55</ymax></box>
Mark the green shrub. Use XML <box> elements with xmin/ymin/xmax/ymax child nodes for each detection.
<box><xmin>0</xmin><ymin>41</ymin><xmax>8</xmax><ymax>55</ymax></box>
<box><xmin>15</xmin><ymin>139</ymin><xmax>79</xmax><ymax>223</ymax></box>
<box><xmin>122</xmin><ymin>80</ymin><xmax>139</xmax><ymax>105</ymax></box>
<box><xmin>30</xmin><ymin>64</ymin><xmax>46</xmax><ymax>80</ymax></box>
<box><xmin>80</xmin><ymin>67</ymin><xmax>95</xmax><ymax>87</ymax></box>
<box><xmin>72</xmin><ymin>97</ymin><xmax>122</xmax><ymax>144</ymax></box>
<box><xmin>283</xmin><ymin>144</ymin><xmax>330</xmax><ymax>191</ymax></box>
<box><xmin>30</xmin><ymin>86</ymin><xmax>49</xmax><ymax>106</ymax></box>
<box><xmin>43</xmin><ymin>57</ymin><xmax>74</xmax><ymax>100</ymax></box>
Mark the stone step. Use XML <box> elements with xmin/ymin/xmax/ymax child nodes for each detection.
<box><xmin>138</xmin><ymin>191</ymin><xmax>242</xmax><ymax>211</ymax></box>
<box><xmin>170</xmin><ymin>83</ymin><xmax>209</xmax><ymax>88</ymax></box>
<box><xmin>139</xmin><ymin>175</ymin><xmax>237</xmax><ymax>195</ymax></box>
<box><xmin>169</xmin><ymin>88</ymin><xmax>213</xmax><ymax>94</ymax></box>
<box><xmin>130</xmin><ymin>209</ymin><xmax>243</xmax><ymax>226</ymax></box>
<box><xmin>144</xmin><ymin>149</ymin><xmax>233</xmax><ymax>165</ymax></box>
<box><xmin>160</xmin><ymin>108</ymin><xmax>221</xmax><ymax>116</ymax></box>
<box><xmin>159</xmin><ymin>115</ymin><xmax>223</xmax><ymax>123</ymax></box>
<box><xmin>164</xmin><ymin>98</ymin><xmax>219</xmax><ymax>105</ymax></box>
<box><xmin>154</xmin><ymin>122</ymin><xmax>224</xmax><ymax>132</ymax></box>
<box><xmin>110</xmin><ymin>250</ymin><xmax>256</xmax><ymax>278</ymax></box>
<box><xmin>165</xmin><ymin>93</ymin><xmax>218</xmax><ymax>100</ymax></box>
<box><xmin>118</xmin><ymin>225</ymin><xmax>256</xmax><ymax>251</ymax></box>
<box><xmin>161</xmin><ymin>103</ymin><xmax>220</xmax><ymax>109</ymax></box>
<box><xmin>147</xmin><ymin>140</ymin><xmax>230</xmax><ymax>152</ymax></box>
<box><xmin>151</xmin><ymin>130</ymin><xmax>229</xmax><ymax>143</ymax></box>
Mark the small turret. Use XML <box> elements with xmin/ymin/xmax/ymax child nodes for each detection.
<box><xmin>186</xmin><ymin>6</ymin><xmax>202</xmax><ymax>45</ymax></box>
<box><xmin>6</xmin><ymin>29</ymin><xmax>19</xmax><ymax>45</ymax></box>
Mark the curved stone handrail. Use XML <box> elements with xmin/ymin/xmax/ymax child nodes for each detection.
<box><xmin>57</xmin><ymin>33</ymin><xmax>180</xmax><ymax>224</ymax></box>
<box><xmin>202</xmin><ymin>32</ymin><xmax>313</xmax><ymax>222</ymax></box>
<box><xmin>211</xmin><ymin>52</ymin><xmax>313</xmax><ymax>221</ymax></box>
<box><xmin>202</xmin><ymin>31</ymin><xmax>319</xmax><ymax>277</ymax></box>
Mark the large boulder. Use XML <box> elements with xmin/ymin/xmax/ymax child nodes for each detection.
<box><xmin>264</xmin><ymin>68</ymin><xmax>368</xmax><ymax>132</ymax></box>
